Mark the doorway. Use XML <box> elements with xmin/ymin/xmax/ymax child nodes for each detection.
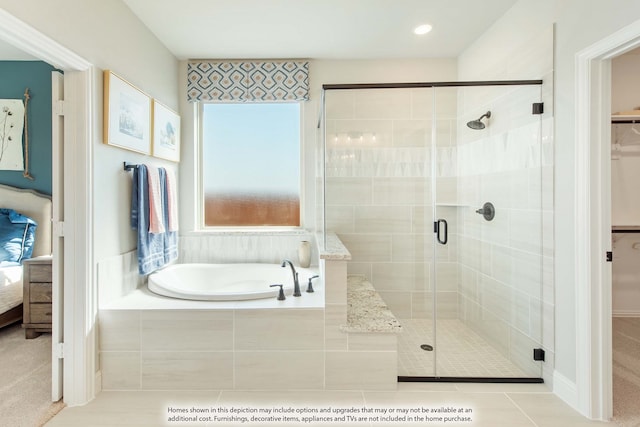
<box><xmin>609</xmin><ymin>47</ymin><xmax>640</xmax><ymax>424</ymax></box>
<box><xmin>0</xmin><ymin>9</ymin><xmax>95</xmax><ymax>407</ymax></box>
<box><xmin>574</xmin><ymin>17</ymin><xmax>640</xmax><ymax>421</ymax></box>
<box><xmin>0</xmin><ymin>58</ymin><xmax>62</xmax><ymax>421</ymax></box>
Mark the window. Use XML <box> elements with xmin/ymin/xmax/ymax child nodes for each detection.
<box><xmin>201</xmin><ymin>103</ymin><xmax>301</xmax><ymax>227</ymax></box>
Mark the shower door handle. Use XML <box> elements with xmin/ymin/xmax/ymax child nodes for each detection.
<box><xmin>435</xmin><ymin>219</ymin><xmax>448</xmax><ymax>245</ymax></box>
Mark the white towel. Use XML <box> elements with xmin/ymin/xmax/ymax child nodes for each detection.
<box><xmin>165</xmin><ymin>168</ymin><xmax>179</xmax><ymax>232</ymax></box>
<box><xmin>146</xmin><ymin>165</ymin><xmax>165</xmax><ymax>234</ymax></box>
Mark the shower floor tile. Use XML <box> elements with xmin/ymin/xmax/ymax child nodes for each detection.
<box><xmin>398</xmin><ymin>318</ymin><xmax>530</xmax><ymax>378</ymax></box>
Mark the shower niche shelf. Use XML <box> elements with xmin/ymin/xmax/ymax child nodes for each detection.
<box><xmin>436</xmin><ymin>202</ymin><xmax>470</xmax><ymax>207</ymax></box>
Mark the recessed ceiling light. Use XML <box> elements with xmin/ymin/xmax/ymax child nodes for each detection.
<box><xmin>414</xmin><ymin>24</ymin><xmax>432</xmax><ymax>35</ymax></box>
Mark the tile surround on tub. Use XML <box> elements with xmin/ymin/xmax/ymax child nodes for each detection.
<box><xmin>179</xmin><ymin>231</ymin><xmax>316</xmax><ymax>266</ymax></box>
<box><xmin>324</xmin><ymin>304</ymin><xmax>348</xmax><ymax>351</ymax></box>
<box><xmin>234</xmin><ymin>351</ymin><xmax>325</xmax><ymax>390</ymax></box>
<box><xmin>100</xmin><ymin>352</ymin><xmax>141</xmax><ymax>390</ymax></box>
<box><xmin>140</xmin><ymin>310</ymin><xmax>233</xmax><ymax>351</ymax></box>
<box><xmin>325</xmin><ymin>350</ymin><xmax>397</xmax><ymax>390</ymax></box>
<box><xmin>100</xmin><ymin>305</ymin><xmax>398</xmax><ymax>391</ymax></box>
<box><xmin>323</xmin><ymin>260</ymin><xmax>347</xmax><ymax>304</ymax></box>
<box><xmin>234</xmin><ymin>309</ymin><xmax>324</xmax><ymax>351</ymax></box>
<box><xmin>99</xmin><ymin>310</ymin><xmax>140</xmax><ymax>351</ymax></box>
<box><xmin>141</xmin><ymin>351</ymin><xmax>234</xmax><ymax>390</ymax></box>
<box><xmin>100</xmin><ymin>307</ymin><xmax>328</xmax><ymax>391</ymax></box>
<box><xmin>99</xmin><ymin>235</ymin><xmax>398</xmax><ymax>392</ymax></box>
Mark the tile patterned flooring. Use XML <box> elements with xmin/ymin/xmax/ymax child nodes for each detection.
<box><xmin>398</xmin><ymin>318</ymin><xmax>529</xmax><ymax>378</ymax></box>
<box><xmin>45</xmin><ymin>384</ymin><xmax>609</xmax><ymax>427</ymax></box>
<box><xmin>43</xmin><ymin>319</ymin><xmax>638</xmax><ymax>426</ymax></box>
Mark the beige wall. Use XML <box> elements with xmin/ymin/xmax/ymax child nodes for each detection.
<box><xmin>0</xmin><ymin>0</ymin><xmax>180</xmax><ymax>262</ymax></box>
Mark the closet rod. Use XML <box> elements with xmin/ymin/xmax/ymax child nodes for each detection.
<box><xmin>612</xmin><ymin>227</ymin><xmax>640</xmax><ymax>233</ymax></box>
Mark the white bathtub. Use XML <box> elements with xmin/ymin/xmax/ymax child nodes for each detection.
<box><xmin>148</xmin><ymin>263</ymin><xmax>311</xmax><ymax>301</ymax></box>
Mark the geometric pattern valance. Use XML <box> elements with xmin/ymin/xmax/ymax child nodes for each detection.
<box><xmin>187</xmin><ymin>60</ymin><xmax>309</xmax><ymax>102</ymax></box>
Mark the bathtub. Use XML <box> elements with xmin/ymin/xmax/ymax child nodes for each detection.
<box><xmin>147</xmin><ymin>263</ymin><xmax>311</xmax><ymax>301</ymax></box>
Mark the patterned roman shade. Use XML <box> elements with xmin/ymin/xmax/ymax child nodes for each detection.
<box><xmin>187</xmin><ymin>60</ymin><xmax>309</xmax><ymax>102</ymax></box>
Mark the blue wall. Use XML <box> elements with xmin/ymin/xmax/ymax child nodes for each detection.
<box><xmin>0</xmin><ymin>61</ymin><xmax>55</xmax><ymax>195</ymax></box>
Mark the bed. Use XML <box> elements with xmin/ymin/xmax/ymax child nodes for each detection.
<box><xmin>0</xmin><ymin>184</ymin><xmax>52</xmax><ymax>329</ymax></box>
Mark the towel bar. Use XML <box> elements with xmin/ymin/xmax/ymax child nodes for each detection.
<box><xmin>123</xmin><ymin>162</ymin><xmax>139</xmax><ymax>171</ymax></box>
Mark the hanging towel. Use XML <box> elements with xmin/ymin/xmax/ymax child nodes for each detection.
<box><xmin>165</xmin><ymin>168</ymin><xmax>179</xmax><ymax>232</ymax></box>
<box><xmin>160</xmin><ymin>167</ymin><xmax>179</xmax><ymax>265</ymax></box>
<box><xmin>147</xmin><ymin>165</ymin><xmax>165</xmax><ymax>234</ymax></box>
<box><xmin>131</xmin><ymin>164</ymin><xmax>166</xmax><ymax>275</ymax></box>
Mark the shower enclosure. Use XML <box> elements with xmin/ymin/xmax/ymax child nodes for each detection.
<box><xmin>319</xmin><ymin>81</ymin><xmax>547</xmax><ymax>381</ymax></box>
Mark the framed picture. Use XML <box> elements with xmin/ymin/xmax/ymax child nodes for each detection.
<box><xmin>152</xmin><ymin>100</ymin><xmax>181</xmax><ymax>162</ymax></box>
<box><xmin>0</xmin><ymin>99</ymin><xmax>25</xmax><ymax>170</ymax></box>
<box><xmin>103</xmin><ymin>70</ymin><xmax>151</xmax><ymax>154</ymax></box>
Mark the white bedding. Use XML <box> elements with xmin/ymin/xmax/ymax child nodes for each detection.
<box><xmin>0</xmin><ymin>265</ymin><xmax>23</xmax><ymax>314</ymax></box>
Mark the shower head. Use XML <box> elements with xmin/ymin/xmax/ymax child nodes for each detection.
<box><xmin>466</xmin><ymin>111</ymin><xmax>491</xmax><ymax>130</ymax></box>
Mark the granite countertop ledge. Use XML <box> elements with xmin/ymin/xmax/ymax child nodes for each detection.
<box><xmin>316</xmin><ymin>232</ymin><xmax>352</xmax><ymax>261</ymax></box>
<box><xmin>340</xmin><ymin>276</ymin><xmax>402</xmax><ymax>334</ymax></box>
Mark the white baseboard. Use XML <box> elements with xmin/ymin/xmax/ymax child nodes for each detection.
<box><xmin>553</xmin><ymin>370</ymin><xmax>578</xmax><ymax>411</ymax></box>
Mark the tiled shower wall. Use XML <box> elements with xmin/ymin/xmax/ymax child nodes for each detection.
<box><xmin>323</xmin><ymin>83</ymin><xmax>552</xmax><ymax>378</ymax></box>
<box><xmin>454</xmin><ymin>84</ymin><xmax>553</xmax><ymax>377</ymax></box>
<box><xmin>324</xmin><ymin>88</ymin><xmax>459</xmax><ymax>319</ymax></box>
<box><xmin>458</xmin><ymin>25</ymin><xmax>555</xmax><ymax>383</ymax></box>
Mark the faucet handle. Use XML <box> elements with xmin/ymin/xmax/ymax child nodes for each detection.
<box><xmin>270</xmin><ymin>284</ymin><xmax>286</xmax><ymax>300</ymax></box>
<box><xmin>306</xmin><ymin>275</ymin><xmax>320</xmax><ymax>293</ymax></box>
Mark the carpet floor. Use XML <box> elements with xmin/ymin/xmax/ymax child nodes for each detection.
<box><xmin>0</xmin><ymin>322</ymin><xmax>64</xmax><ymax>427</ymax></box>
<box><xmin>613</xmin><ymin>317</ymin><xmax>640</xmax><ymax>427</ymax></box>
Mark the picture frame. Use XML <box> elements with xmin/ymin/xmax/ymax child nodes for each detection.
<box><xmin>152</xmin><ymin>100</ymin><xmax>181</xmax><ymax>162</ymax></box>
<box><xmin>0</xmin><ymin>99</ymin><xmax>25</xmax><ymax>170</ymax></box>
<box><xmin>103</xmin><ymin>70</ymin><xmax>151</xmax><ymax>154</ymax></box>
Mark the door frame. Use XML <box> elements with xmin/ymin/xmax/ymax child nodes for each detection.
<box><xmin>0</xmin><ymin>9</ymin><xmax>96</xmax><ymax>406</ymax></box>
<box><xmin>574</xmin><ymin>18</ymin><xmax>640</xmax><ymax>420</ymax></box>
<box><xmin>51</xmin><ymin>69</ymin><xmax>63</xmax><ymax>402</ymax></box>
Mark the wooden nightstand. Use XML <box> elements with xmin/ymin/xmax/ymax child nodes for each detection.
<box><xmin>22</xmin><ymin>256</ymin><xmax>53</xmax><ymax>339</ymax></box>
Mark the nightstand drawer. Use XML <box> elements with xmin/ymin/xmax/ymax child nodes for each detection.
<box><xmin>29</xmin><ymin>265</ymin><xmax>52</xmax><ymax>282</ymax></box>
<box><xmin>30</xmin><ymin>282</ymin><xmax>52</xmax><ymax>303</ymax></box>
<box><xmin>29</xmin><ymin>303</ymin><xmax>52</xmax><ymax>324</ymax></box>
<box><xmin>22</xmin><ymin>256</ymin><xmax>53</xmax><ymax>339</ymax></box>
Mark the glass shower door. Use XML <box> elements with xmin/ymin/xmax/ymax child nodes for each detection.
<box><xmin>322</xmin><ymin>81</ymin><xmax>546</xmax><ymax>381</ymax></box>
<box><xmin>431</xmin><ymin>84</ymin><xmax>545</xmax><ymax>379</ymax></box>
